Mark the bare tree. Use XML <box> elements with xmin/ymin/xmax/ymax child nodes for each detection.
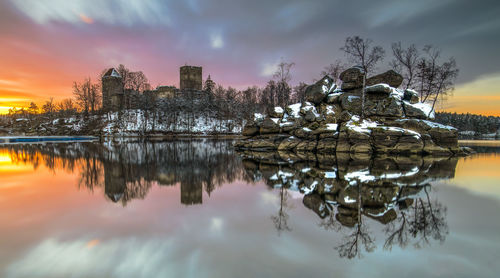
<box><xmin>241</xmin><ymin>86</ymin><xmax>260</xmax><ymax>119</ymax></box>
<box><xmin>415</xmin><ymin>46</ymin><xmax>459</xmax><ymax>116</ymax></box>
<box><xmin>42</xmin><ymin>97</ymin><xmax>56</xmax><ymax>115</ymax></box>
<box><xmin>273</xmin><ymin>60</ymin><xmax>295</xmax><ymax>107</ymax></box>
<box><xmin>27</xmin><ymin>102</ymin><xmax>39</xmax><ymax>115</ymax></box>
<box><xmin>128</xmin><ymin>71</ymin><xmax>151</xmax><ymax>92</ymax></box>
<box><xmin>341</xmin><ymin>36</ymin><xmax>385</xmax><ymax>119</ymax></box>
<box><xmin>292</xmin><ymin>82</ymin><xmax>308</xmax><ymax>103</ymax></box>
<box><xmin>321</xmin><ymin>59</ymin><xmax>346</xmax><ymax>84</ymax></box>
<box><xmin>56</xmin><ymin>98</ymin><xmax>77</xmax><ymax>117</ymax></box>
<box><xmin>73</xmin><ymin>78</ymin><xmax>101</xmax><ymax>114</ymax></box>
<box><xmin>116</xmin><ymin>64</ymin><xmax>151</xmax><ymax>92</ymax></box>
<box><xmin>391</xmin><ymin>42</ymin><xmax>420</xmax><ymax>89</ymax></box>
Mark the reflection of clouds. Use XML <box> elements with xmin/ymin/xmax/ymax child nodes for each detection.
<box><xmin>288</xmin><ymin>190</ymin><xmax>303</xmax><ymax>200</ymax></box>
<box><xmin>86</xmin><ymin>238</ymin><xmax>100</xmax><ymax>248</ymax></box>
<box><xmin>260</xmin><ymin>191</ymin><xmax>278</xmax><ymax>205</ymax></box>
<box><xmin>6</xmin><ymin>237</ymin><xmax>202</xmax><ymax>278</ymax></box>
<box><xmin>210</xmin><ymin>217</ymin><xmax>224</xmax><ymax>233</ymax></box>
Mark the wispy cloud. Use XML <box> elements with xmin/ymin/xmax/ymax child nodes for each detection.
<box><xmin>9</xmin><ymin>0</ymin><xmax>172</xmax><ymax>26</ymax></box>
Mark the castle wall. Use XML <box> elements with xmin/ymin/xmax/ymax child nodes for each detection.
<box><xmin>156</xmin><ymin>86</ymin><xmax>178</xmax><ymax>98</ymax></box>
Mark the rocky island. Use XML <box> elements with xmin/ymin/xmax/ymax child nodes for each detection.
<box><xmin>235</xmin><ymin>67</ymin><xmax>470</xmax><ymax>157</ymax></box>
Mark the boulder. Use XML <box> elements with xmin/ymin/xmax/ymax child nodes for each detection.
<box><xmin>268</xmin><ymin>106</ymin><xmax>284</xmax><ymax>118</ymax></box>
<box><xmin>403</xmin><ymin>102</ymin><xmax>429</xmax><ymax>119</ymax></box>
<box><xmin>304</xmin><ymin>109</ymin><xmax>318</xmax><ymax>122</ymax></box>
<box><xmin>338</xmin><ymin>110</ymin><xmax>352</xmax><ymax>123</ymax></box>
<box><xmin>340</xmin><ymin>94</ymin><xmax>362</xmax><ymax>115</ymax></box>
<box><xmin>365</xmin><ymin>83</ymin><xmax>393</xmax><ymax>94</ymax></box>
<box><xmin>340</xmin><ymin>67</ymin><xmax>364</xmax><ymax>90</ymax></box>
<box><xmin>319</xmin><ymin>103</ymin><xmax>340</xmax><ymax>123</ymax></box>
<box><xmin>365</xmin><ymin>95</ymin><xmax>403</xmax><ymax>117</ymax></box>
<box><xmin>294</xmin><ymin>127</ymin><xmax>315</xmax><ymax>139</ymax></box>
<box><xmin>279</xmin><ymin>121</ymin><xmax>298</xmax><ymax>133</ymax></box>
<box><xmin>403</xmin><ymin>89</ymin><xmax>419</xmax><ymax>104</ymax></box>
<box><xmin>326</xmin><ymin>92</ymin><xmax>342</xmax><ymax>104</ymax></box>
<box><xmin>242</xmin><ymin>124</ymin><xmax>259</xmax><ymax>136</ymax></box>
<box><xmin>305</xmin><ymin>75</ymin><xmax>336</xmax><ymax>104</ymax></box>
<box><xmin>260</xmin><ymin>118</ymin><xmax>280</xmax><ymax>134</ymax></box>
<box><xmin>366</xmin><ymin>70</ymin><xmax>403</xmax><ymax>88</ymax></box>
<box><xmin>394</xmin><ymin>134</ymin><xmax>424</xmax><ymax>153</ymax></box>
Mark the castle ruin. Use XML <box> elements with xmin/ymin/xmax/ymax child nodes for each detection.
<box><xmin>102</xmin><ymin>68</ymin><xmax>124</xmax><ymax>111</ymax></box>
<box><xmin>179</xmin><ymin>65</ymin><xmax>202</xmax><ymax>91</ymax></box>
<box><xmin>102</xmin><ymin>65</ymin><xmax>205</xmax><ymax>111</ymax></box>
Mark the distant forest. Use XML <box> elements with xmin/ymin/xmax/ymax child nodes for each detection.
<box><xmin>434</xmin><ymin>112</ymin><xmax>500</xmax><ymax>136</ymax></box>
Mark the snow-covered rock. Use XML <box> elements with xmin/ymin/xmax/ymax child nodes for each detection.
<box><xmin>236</xmin><ymin>66</ymin><xmax>467</xmax><ymax>156</ymax></box>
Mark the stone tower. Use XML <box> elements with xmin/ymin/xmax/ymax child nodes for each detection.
<box><xmin>102</xmin><ymin>68</ymin><xmax>123</xmax><ymax>111</ymax></box>
<box><xmin>179</xmin><ymin>65</ymin><xmax>202</xmax><ymax>91</ymax></box>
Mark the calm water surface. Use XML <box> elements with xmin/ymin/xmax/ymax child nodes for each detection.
<box><xmin>0</xmin><ymin>140</ymin><xmax>499</xmax><ymax>278</ymax></box>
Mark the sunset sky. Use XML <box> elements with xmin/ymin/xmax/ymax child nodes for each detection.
<box><xmin>0</xmin><ymin>0</ymin><xmax>499</xmax><ymax>115</ymax></box>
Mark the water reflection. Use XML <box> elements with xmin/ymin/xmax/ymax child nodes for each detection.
<box><xmin>3</xmin><ymin>140</ymin><xmax>246</xmax><ymax>206</ymax></box>
<box><xmin>240</xmin><ymin>151</ymin><xmax>455</xmax><ymax>258</ymax></box>
<box><xmin>1</xmin><ymin>141</ymin><xmax>458</xmax><ymax>260</ymax></box>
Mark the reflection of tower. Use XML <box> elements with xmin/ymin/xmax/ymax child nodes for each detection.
<box><xmin>104</xmin><ymin>162</ymin><xmax>126</xmax><ymax>203</ymax></box>
<box><xmin>180</xmin><ymin>179</ymin><xmax>203</xmax><ymax>205</ymax></box>
<box><xmin>102</xmin><ymin>68</ymin><xmax>124</xmax><ymax>111</ymax></box>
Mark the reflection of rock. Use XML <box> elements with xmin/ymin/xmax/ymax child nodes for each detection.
<box><xmin>241</xmin><ymin>152</ymin><xmax>455</xmax><ymax>229</ymax></box>
<box><xmin>236</xmin><ymin>66</ymin><xmax>469</xmax><ymax>156</ymax></box>
<box><xmin>245</xmin><ymin>152</ymin><xmax>451</xmax><ymax>258</ymax></box>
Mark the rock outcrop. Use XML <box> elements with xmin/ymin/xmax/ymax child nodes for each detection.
<box><xmin>235</xmin><ymin>67</ymin><xmax>469</xmax><ymax>156</ymax></box>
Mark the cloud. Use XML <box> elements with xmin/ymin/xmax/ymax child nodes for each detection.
<box><xmin>361</xmin><ymin>0</ymin><xmax>454</xmax><ymax>28</ymax></box>
<box><xmin>79</xmin><ymin>13</ymin><xmax>94</xmax><ymax>24</ymax></box>
<box><xmin>9</xmin><ymin>0</ymin><xmax>172</xmax><ymax>26</ymax></box>
<box><xmin>260</xmin><ymin>61</ymin><xmax>279</xmax><ymax>77</ymax></box>
<box><xmin>210</xmin><ymin>33</ymin><xmax>224</xmax><ymax>49</ymax></box>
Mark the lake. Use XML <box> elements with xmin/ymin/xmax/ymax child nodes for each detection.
<box><xmin>0</xmin><ymin>139</ymin><xmax>499</xmax><ymax>278</ymax></box>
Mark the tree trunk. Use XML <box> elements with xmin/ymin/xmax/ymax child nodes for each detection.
<box><xmin>361</xmin><ymin>75</ymin><xmax>366</xmax><ymax>120</ymax></box>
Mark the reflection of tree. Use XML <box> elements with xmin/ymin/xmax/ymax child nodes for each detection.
<box><xmin>335</xmin><ymin>184</ymin><xmax>374</xmax><ymax>259</ymax></box>
<box><xmin>1</xmin><ymin>140</ymin><xmax>246</xmax><ymax>206</ymax></box>
<box><xmin>318</xmin><ymin>211</ymin><xmax>341</xmax><ymax>232</ymax></box>
<box><xmin>384</xmin><ymin>185</ymin><xmax>448</xmax><ymax>250</ymax></box>
<box><xmin>271</xmin><ymin>187</ymin><xmax>292</xmax><ymax>235</ymax></box>
<box><xmin>78</xmin><ymin>157</ymin><xmax>103</xmax><ymax>192</ymax></box>
<box><xmin>337</xmin><ymin>223</ymin><xmax>375</xmax><ymax>259</ymax></box>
